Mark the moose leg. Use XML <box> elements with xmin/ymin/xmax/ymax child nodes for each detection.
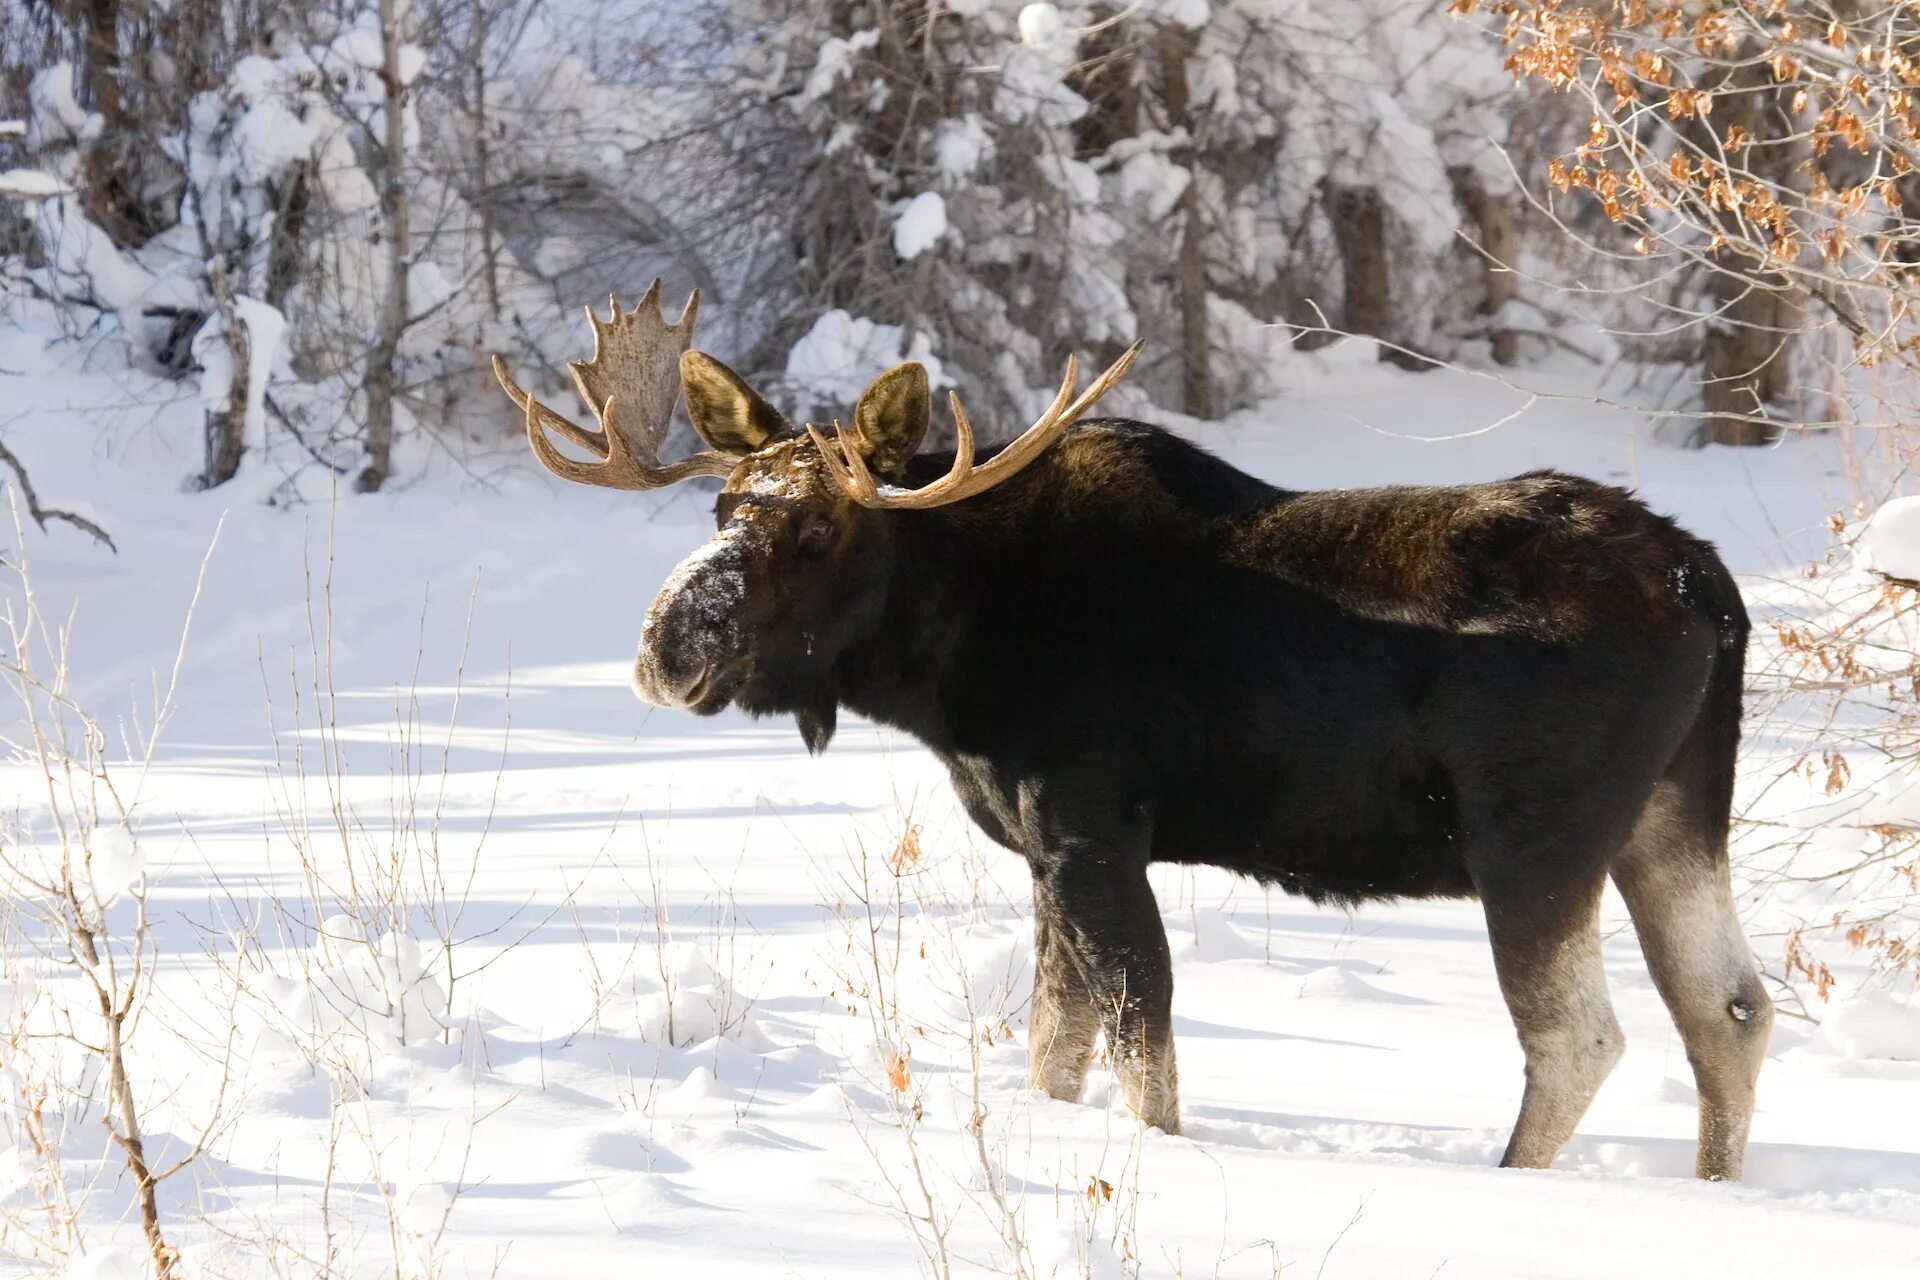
<box><xmin>1028</xmin><ymin>895</ymin><xmax>1101</xmax><ymax>1103</ymax></box>
<box><xmin>1612</xmin><ymin>786</ymin><xmax>1772</xmax><ymax>1181</ymax></box>
<box><xmin>1481</xmin><ymin>874</ymin><xmax>1624</xmax><ymax>1169</ymax></box>
<box><xmin>1034</xmin><ymin>861</ymin><xmax>1179</xmax><ymax>1133</ymax></box>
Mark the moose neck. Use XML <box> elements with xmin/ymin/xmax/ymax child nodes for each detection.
<box><xmin>828</xmin><ymin>498</ymin><xmax>1013</xmax><ymax>754</ymax></box>
<box><xmin>815</xmin><ymin>421</ymin><xmax>1254</xmax><ymax>754</ymax></box>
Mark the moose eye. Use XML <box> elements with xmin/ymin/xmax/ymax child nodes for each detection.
<box><xmin>799</xmin><ymin>513</ymin><xmax>835</xmax><ymax>547</ymax></box>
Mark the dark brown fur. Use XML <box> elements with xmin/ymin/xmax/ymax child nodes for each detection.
<box><xmin>1231</xmin><ymin>472</ymin><xmax>1693</xmax><ymax>643</ymax></box>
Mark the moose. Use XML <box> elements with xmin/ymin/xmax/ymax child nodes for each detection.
<box><xmin>495</xmin><ymin>283</ymin><xmax>1773</xmax><ymax>1181</ymax></box>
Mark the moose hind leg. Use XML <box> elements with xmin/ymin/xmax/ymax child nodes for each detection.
<box><xmin>1482</xmin><ymin>876</ymin><xmax>1624</xmax><ymax>1170</ymax></box>
<box><xmin>1028</xmin><ymin>898</ymin><xmax>1101</xmax><ymax>1104</ymax></box>
<box><xmin>1035</xmin><ymin>861</ymin><xmax>1180</xmax><ymax>1133</ymax></box>
<box><xmin>1612</xmin><ymin>789</ymin><xmax>1772</xmax><ymax>1180</ymax></box>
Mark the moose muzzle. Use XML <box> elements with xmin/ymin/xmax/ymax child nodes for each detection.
<box><xmin>632</xmin><ymin>525</ymin><xmax>757</xmax><ymax>712</ymax></box>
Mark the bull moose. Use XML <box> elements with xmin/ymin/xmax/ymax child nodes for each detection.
<box><xmin>494</xmin><ymin>282</ymin><xmax>1772</xmax><ymax>1181</ymax></box>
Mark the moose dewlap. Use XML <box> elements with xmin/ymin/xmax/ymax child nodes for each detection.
<box><xmin>495</xmin><ymin>282</ymin><xmax>1773</xmax><ymax>1181</ymax></box>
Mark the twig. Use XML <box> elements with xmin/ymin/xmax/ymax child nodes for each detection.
<box><xmin>0</xmin><ymin>438</ymin><xmax>114</xmax><ymax>551</ymax></box>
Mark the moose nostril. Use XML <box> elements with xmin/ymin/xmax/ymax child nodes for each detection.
<box><xmin>677</xmin><ymin>662</ymin><xmax>712</xmax><ymax>704</ymax></box>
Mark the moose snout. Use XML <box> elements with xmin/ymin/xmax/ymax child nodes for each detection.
<box><xmin>632</xmin><ymin>548</ymin><xmax>749</xmax><ymax>710</ymax></box>
<box><xmin>632</xmin><ymin>603</ymin><xmax>717</xmax><ymax>708</ymax></box>
<box><xmin>631</xmin><ymin>645</ymin><xmax>707</xmax><ymax>708</ymax></box>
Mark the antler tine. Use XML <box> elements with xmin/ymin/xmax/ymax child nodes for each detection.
<box><xmin>958</xmin><ymin>351</ymin><xmax>1079</xmax><ymax>480</ymax></box>
<box><xmin>809</xmin><ymin>419</ymin><xmax>885</xmax><ymax>504</ymax></box>
<box><xmin>947</xmin><ymin>388</ymin><xmax>976</xmax><ymax>469</ymax></box>
<box><xmin>1058</xmin><ymin>339</ymin><xmax>1141</xmax><ymax>426</ymax></box>
<box><xmin>812</xmin><ymin>353</ymin><xmax>1080</xmax><ymax>507</ymax></box>
<box><xmin>810</xmin><ymin>341</ymin><xmax>1143</xmax><ymax>510</ymax></box>
<box><xmin>519</xmin><ymin>383</ymin><xmax>622</xmax><ymax>487</ymax></box>
<box><xmin>809</xmin><ymin>424</ymin><xmax>848</xmax><ymax>481</ymax></box>
<box><xmin>494</xmin><ymin>280</ymin><xmax>743</xmax><ymax>491</ymax></box>
<box><xmin>495</xmin><ymin>355</ymin><xmax>612</xmax><ymax>458</ymax></box>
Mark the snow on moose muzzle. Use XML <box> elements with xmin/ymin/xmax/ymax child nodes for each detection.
<box><xmin>632</xmin><ymin>525</ymin><xmax>756</xmax><ymax>713</ymax></box>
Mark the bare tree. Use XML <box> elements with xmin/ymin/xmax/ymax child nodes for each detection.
<box><xmin>1327</xmin><ymin>180</ymin><xmax>1394</xmax><ymax>345</ymax></box>
<box><xmin>0</xmin><ymin>509</ymin><xmax>226</xmax><ymax>1276</ymax></box>
<box><xmin>1160</xmin><ymin>22</ymin><xmax>1213</xmax><ymax>417</ymax></box>
<box><xmin>358</xmin><ymin>0</ymin><xmax>414</xmax><ymax>493</ymax></box>
<box><xmin>1450</xmin><ymin>165</ymin><xmax>1523</xmax><ymax>366</ymax></box>
<box><xmin>201</xmin><ymin>264</ymin><xmax>253</xmax><ymax>487</ymax></box>
<box><xmin>1491</xmin><ymin>0</ymin><xmax>1920</xmax><ymax>443</ymax></box>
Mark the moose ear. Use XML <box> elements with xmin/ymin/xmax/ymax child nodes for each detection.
<box><xmin>848</xmin><ymin>362</ymin><xmax>931</xmax><ymax>481</ymax></box>
<box><xmin>680</xmin><ymin>351</ymin><xmax>789</xmax><ymax>455</ymax></box>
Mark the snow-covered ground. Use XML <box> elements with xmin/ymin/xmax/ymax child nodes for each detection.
<box><xmin>1</xmin><ymin>313</ymin><xmax>1917</xmax><ymax>1278</ymax></box>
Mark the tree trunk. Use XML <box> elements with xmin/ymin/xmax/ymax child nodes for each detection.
<box><xmin>1070</xmin><ymin>7</ymin><xmax>1142</xmax><ymax>157</ymax></box>
<box><xmin>1700</xmin><ymin>279</ymin><xmax>1786</xmax><ymax>446</ymax></box>
<box><xmin>78</xmin><ymin>0</ymin><xmax>141</xmax><ymax>243</ymax></box>
<box><xmin>1449</xmin><ymin>166</ymin><xmax>1521</xmax><ymax>366</ymax></box>
<box><xmin>358</xmin><ymin>0</ymin><xmax>412</xmax><ymax>493</ymax></box>
<box><xmin>202</xmin><ymin>264</ymin><xmax>249</xmax><ymax>488</ymax></box>
<box><xmin>1698</xmin><ymin>52</ymin><xmax>1789</xmax><ymax>447</ymax></box>
<box><xmin>471</xmin><ymin>3</ymin><xmax>501</xmax><ymax>319</ymax></box>
<box><xmin>263</xmin><ymin>162</ymin><xmax>311</xmax><ymax>315</ymax></box>
<box><xmin>1161</xmin><ymin>24</ymin><xmax>1211</xmax><ymax>418</ymax></box>
<box><xmin>98</xmin><ymin>982</ymin><xmax>180</xmax><ymax>1279</ymax></box>
<box><xmin>82</xmin><ymin>0</ymin><xmax>122</xmax><ymax>131</ymax></box>
<box><xmin>1326</xmin><ymin>182</ymin><xmax>1393</xmax><ymax>349</ymax></box>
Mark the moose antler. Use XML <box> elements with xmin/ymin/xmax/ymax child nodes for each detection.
<box><xmin>492</xmin><ymin>280</ymin><xmax>738</xmax><ymax>489</ymax></box>
<box><xmin>807</xmin><ymin>341</ymin><xmax>1143</xmax><ymax>509</ymax></box>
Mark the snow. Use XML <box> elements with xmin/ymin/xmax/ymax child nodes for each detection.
<box><xmin>935</xmin><ymin>113</ymin><xmax>993</xmax><ymax>178</ymax></box>
<box><xmin>226</xmin><ymin>73</ymin><xmax>327</xmax><ymax>176</ymax></box>
<box><xmin>1857</xmin><ymin>495</ymin><xmax>1920</xmax><ymax>580</ymax></box>
<box><xmin>804</xmin><ymin>30</ymin><xmax>879</xmax><ymax>102</ymax></box>
<box><xmin>398</xmin><ymin>44</ymin><xmax>430</xmax><ymax>87</ymax></box>
<box><xmin>786</xmin><ymin>308</ymin><xmax>949</xmax><ymax>404</ymax></box>
<box><xmin>26</xmin><ymin>63</ymin><xmax>101</xmax><ymax>148</ymax></box>
<box><xmin>1116</xmin><ymin>146</ymin><xmax>1191</xmax><ymax>223</ymax></box>
<box><xmin>1018</xmin><ymin>3</ymin><xmax>1068</xmax><ymax>48</ymax></box>
<box><xmin>0</xmin><ymin>170</ymin><xmax>72</xmax><ymax>200</ymax></box>
<box><xmin>0</xmin><ymin>296</ymin><xmax>1916</xmax><ymax>1275</ymax></box>
<box><xmin>30</xmin><ymin>196</ymin><xmax>200</xmax><ymax>315</ymax></box>
<box><xmin>995</xmin><ymin>42</ymin><xmax>1089</xmax><ymax>126</ymax></box>
<box><xmin>892</xmin><ymin>191</ymin><xmax>949</xmax><ymax>259</ymax></box>
<box><xmin>258</xmin><ymin>917</ymin><xmax>451</xmax><ymax>1075</ymax></box>
<box><xmin>65</xmin><ymin>1249</ymin><xmax>150</xmax><ymax>1280</ymax></box>
<box><xmin>533</xmin><ymin>235</ymin><xmax>586</xmax><ymax>277</ymax></box>
<box><xmin>333</xmin><ymin>22</ymin><xmax>388</xmax><ymax>72</ymax></box>
<box><xmin>1160</xmin><ymin>0</ymin><xmax>1212</xmax><ymax>26</ymax></box>
<box><xmin>83</xmin><ymin>824</ymin><xmax>144</xmax><ymax>910</ymax></box>
<box><xmin>1817</xmin><ymin>992</ymin><xmax>1920</xmax><ymax>1063</ymax></box>
<box><xmin>235</xmin><ymin>296</ymin><xmax>288</xmax><ymax>450</ymax></box>
<box><xmin>190</xmin><ymin>296</ymin><xmax>287</xmax><ymax>459</ymax></box>
<box><xmin>226</xmin><ymin>54</ymin><xmax>280</xmax><ymax>105</ymax></box>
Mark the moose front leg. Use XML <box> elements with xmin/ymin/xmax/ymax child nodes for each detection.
<box><xmin>1032</xmin><ymin>860</ymin><xmax>1180</xmax><ymax>1133</ymax></box>
<box><xmin>1029</xmin><ymin>894</ymin><xmax>1101</xmax><ymax>1103</ymax></box>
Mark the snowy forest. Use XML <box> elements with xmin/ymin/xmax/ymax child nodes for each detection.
<box><xmin>0</xmin><ymin>1</ymin><xmax>1918</xmax><ymax>1278</ymax></box>
<box><xmin>3</xmin><ymin>0</ymin><xmax>1868</xmax><ymax>501</ymax></box>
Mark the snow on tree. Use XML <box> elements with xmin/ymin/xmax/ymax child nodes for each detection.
<box><xmin>0</xmin><ymin>0</ymin><xmax>1562</xmax><ymax>491</ymax></box>
<box><xmin>0</xmin><ymin>169</ymin><xmax>71</xmax><ymax>200</ymax></box>
<box><xmin>1858</xmin><ymin>497</ymin><xmax>1920</xmax><ymax>584</ymax></box>
<box><xmin>681</xmin><ymin>0</ymin><xmax>1528</xmax><ymax>427</ymax></box>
